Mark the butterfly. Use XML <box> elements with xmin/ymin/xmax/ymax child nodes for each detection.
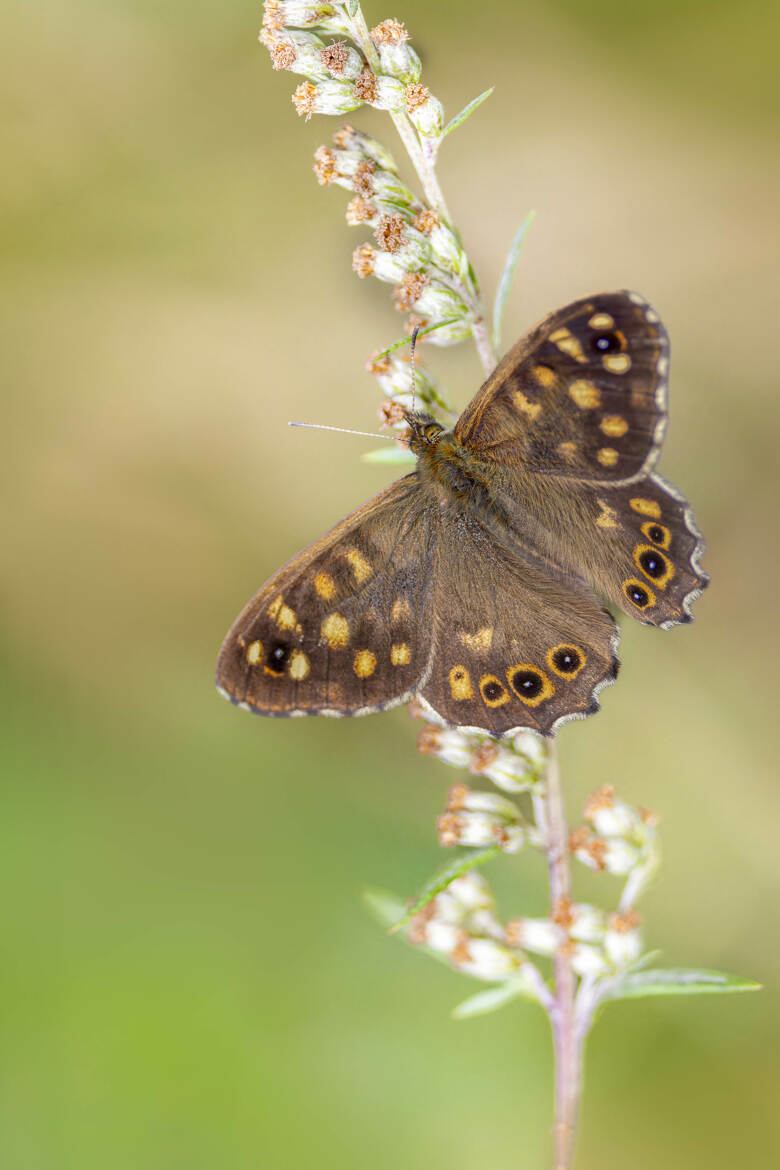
<box><xmin>216</xmin><ymin>291</ymin><xmax>708</xmax><ymax>737</ymax></box>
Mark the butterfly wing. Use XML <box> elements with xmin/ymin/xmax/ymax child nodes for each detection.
<box><xmin>452</xmin><ymin>290</ymin><xmax>707</xmax><ymax>627</ymax></box>
<box><xmin>418</xmin><ymin>512</ymin><xmax>619</xmax><ymax>736</ymax></box>
<box><xmin>216</xmin><ymin>475</ymin><xmax>437</xmax><ymax>717</ymax></box>
<box><xmin>455</xmin><ymin>291</ymin><xmax>668</xmax><ymax>483</ymax></box>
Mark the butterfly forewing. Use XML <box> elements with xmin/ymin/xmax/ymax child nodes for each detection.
<box><xmin>216</xmin><ymin>476</ymin><xmax>437</xmax><ymax>717</ymax></box>
<box><xmin>455</xmin><ymin>291</ymin><xmax>668</xmax><ymax>484</ymax></box>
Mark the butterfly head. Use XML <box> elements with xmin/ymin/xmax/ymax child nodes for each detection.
<box><xmin>404</xmin><ymin>410</ymin><xmax>446</xmax><ymax>456</ymax></box>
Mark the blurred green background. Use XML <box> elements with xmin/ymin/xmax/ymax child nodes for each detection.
<box><xmin>2</xmin><ymin>0</ymin><xmax>779</xmax><ymax>1166</ymax></box>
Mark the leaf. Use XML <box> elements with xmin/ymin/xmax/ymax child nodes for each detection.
<box><xmin>452</xmin><ymin>978</ymin><xmax>538</xmax><ymax>1019</ymax></box>
<box><xmin>441</xmin><ymin>87</ymin><xmax>495</xmax><ymax>140</ymax></box>
<box><xmin>362</xmin><ymin>887</ymin><xmax>407</xmax><ymax>930</ymax></box>
<box><xmin>345</xmin><ymin>0</ymin><xmax>359</xmax><ymax>17</ymax></box>
<box><xmin>492</xmin><ymin>210</ymin><xmax>536</xmax><ymax>354</ymax></box>
<box><xmin>604</xmin><ymin>968</ymin><xmax>762</xmax><ymax>1002</ymax></box>
<box><xmin>373</xmin><ymin>318</ymin><xmax>462</xmax><ymax>361</ymax></box>
<box><xmin>361</xmin><ymin>446</ymin><xmax>416</xmax><ymax>465</ymax></box>
<box><xmin>388</xmin><ymin>846</ymin><xmax>502</xmax><ymax>935</ymax></box>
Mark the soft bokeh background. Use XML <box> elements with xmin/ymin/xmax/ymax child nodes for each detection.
<box><xmin>2</xmin><ymin>0</ymin><xmax>779</xmax><ymax>1166</ymax></box>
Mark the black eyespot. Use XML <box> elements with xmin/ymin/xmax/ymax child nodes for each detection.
<box><xmin>647</xmin><ymin>525</ymin><xmax>666</xmax><ymax>544</ymax></box>
<box><xmin>592</xmin><ymin>332</ymin><xmax>620</xmax><ymax>353</ymax></box>
<box><xmin>483</xmin><ymin>680</ymin><xmax>504</xmax><ymax>702</ymax></box>
<box><xmin>268</xmin><ymin>642</ymin><xmax>290</xmax><ymax>667</ymax></box>
<box><xmin>509</xmin><ymin>669</ymin><xmax>543</xmax><ymax>697</ymax></box>
<box><xmin>551</xmin><ymin>648</ymin><xmax>581</xmax><ymax>675</ymax></box>
<box><xmin>626</xmin><ymin>583</ymin><xmax>650</xmax><ymax>607</ymax></box>
<box><xmin>638</xmin><ymin>550</ymin><xmax>666</xmax><ymax>579</ymax></box>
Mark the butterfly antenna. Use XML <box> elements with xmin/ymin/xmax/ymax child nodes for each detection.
<box><xmin>288</xmin><ymin>421</ymin><xmax>394</xmax><ymax>441</ymax></box>
<box><xmin>409</xmin><ymin>324</ymin><xmax>421</xmax><ymax>416</ymax></box>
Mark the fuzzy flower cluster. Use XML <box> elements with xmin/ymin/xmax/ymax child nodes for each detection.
<box><xmin>261</xmin><ymin>5</ymin><xmax>442</xmax><ymax>133</ymax></box>
<box><xmin>570</xmin><ymin>784</ymin><xmax>661</xmax><ymax>909</ymax></box>
<box><xmin>260</xmin><ymin>3</ymin><xmax>486</xmax><ymax>428</ymax></box>
<box><xmin>408</xmin><ymin>722</ymin><xmax>653</xmax><ymax>983</ymax></box>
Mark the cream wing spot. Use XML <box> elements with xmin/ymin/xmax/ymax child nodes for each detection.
<box><xmin>246</xmin><ymin>640</ymin><xmax>263</xmax><ymax>665</ymax></box>
<box><xmin>603</xmin><ymin>353</ymin><xmax>631</xmax><ymax>374</ymax></box>
<box><xmin>390</xmin><ymin>642</ymin><xmax>411</xmax><ymax>666</ymax></box>
<box><xmin>458</xmin><ymin>627</ymin><xmax>493</xmax><ymax>652</ymax></box>
<box><xmin>597</xmin><ymin>447</ymin><xmax>619</xmax><ymax>468</ymax></box>
<box><xmin>321</xmin><ymin>612</ymin><xmax>350</xmax><ymax>649</ymax></box>
<box><xmin>532</xmin><ymin>364</ymin><xmax>557</xmax><ymax>387</ymax></box>
<box><xmin>513</xmin><ymin>390</ymin><xmax>541</xmax><ymax>420</ymax></box>
<box><xmin>630</xmin><ymin>497</ymin><xmax>662</xmax><ymax>519</ymax></box>
<box><xmin>588</xmin><ymin>312</ymin><xmax>615</xmax><ymax>330</ymax></box>
<box><xmin>569</xmin><ymin>380</ymin><xmax>601</xmax><ymax>409</ymax></box>
<box><xmin>353</xmin><ymin>649</ymin><xmax>377</xmax><ymax>678</ymax></box>
<box><xmin>449</xmin><ymin>665</ymin><xmax>475</xmax><ymax>701</ymax></box>
<box><xmin>549</xmin><ymin>328</ymin><xmax>586</xmax><ymax>362</ymax></box>
<box><xmin>345</xmin><ymin>547</ymin><xmax>373</xmax><ymax>584</ymax></box>
<box><xmin>391</xmin><ymin>598</ymin><xmax>411</xmax><ymax>622</ymax></box>
<box><xmin>313</xmin><ymin>572</ymin><xmax>336</xmax><ymax>600</ymax></box>
<box><xmin>595</xmin><ymin>500</ymin><xmax>619</xmax><ymax>529</ymax></box>
<box><xmin>600</xmin><ymin>414</ymin><xmax>628</xmax><ymax>437</ymax></box>
<box><xmin>558</xmin><ymin>440</ymin><xmax>578</xmax><ymax>463</ymax></box>
<box><xmin>288</xmin><ymin>650</ymin><xmax>310</xmax><ymax>681</ymax></box>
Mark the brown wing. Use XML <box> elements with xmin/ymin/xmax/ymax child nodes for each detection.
<box><xmin>418</xmin><ymin>512</ymin><xmax>620</xmax><ymax>736</ymax></box>
<box><xmin>455</xmin><ymin>291</ymin><xmax>668</xmax><ymax>484</ymax></box>
<box><xmin>216</xmin><ymin>475</ymin><xmax>438</xmax><ymax>717</ymax></box>
<box><xmin>551</xmin><ymin>473</ymin><xmax>709</xmax><ymax>627</ymax></box>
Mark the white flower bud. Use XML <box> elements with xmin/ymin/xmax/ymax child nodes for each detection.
<box><xmin>370</xmin><ymin>170</ymin><xmax>415</xmax><ymax>206</ymax></box>
<box><xmin>428</xmin><ymin>222</ymin><xmax>463</xmax><ymax>275</ymax></box>
<box><xmin>378</xmin><ymin>41</ymin><xmax>422</xmax><ymax>84</ymax></box>
<box><xmin>570</xmin><ymin>943</ymin><xmax>611</xmax><ymax>978</ymax></box>
<box><xmin>437</xmin><ymin>810</ymin><xmax>526</xmax><ymax>852</ymax></box>
<box><xmin>605</xmin><ymin>926</ymin><xmax>643</xmax><ymax>969</ymax></box>
<box><xmin>468</xmin><ymin>741</ymin><xmax>536</xmax><ymax>794</ymax></box>
<box><xmin>468</xmin><ymin>907</ymin><xmax>506</xmax><ymax>941</ymax></box>
<box><xmin>453</xmin><ymin>937</ymin><xmax>521</xmax><ymax>982</ymax></box>
<box><xmin>447</xmin><ymin>872</ymin><xmax>494</xmax><ymax>913</ymax></box>
<box><xmin>417</xmin><ymin>725</ymin><xmax>480</xmax><ymax>768</ymax></box>
<box><xmin>507</xmin><ymin>917</ymin><xmax>562</xmax><ymax>956</ymax></box>
<box><xmin>364</xmin><ymin>75</ymin><xmax>406</xmax><ymax>112</ymax></box>
<box><xmin>277</xmin><ymin>30</ymin><xmax>328</xmax><ymax>78</ymax></box>
<box><xmin>332</xmin><ymin>125</ymin><xmax>398</xmax><ymax>171</ymax></box>
<box><xmin>318</xmin><ymin>41</ymin><xmax>364</xmax><ymax>80</ymax></box>
<box><xmin>447</xmin><ymin>784</ymin><xmax>519</xmax><ymax>820</ymax></box>
<box><xmin>584</xmin><ymin>786</ymin><xmax>638</xmax><ymax>838</ymax></box>
<box><xmin>406</xmin><ymin>89</ymin><xmax>444</xmax><ymax>137</ymax></box>
<box><xmin>602</xmin><ymin>838</ymin><xmax>642</xmax><ymax>875</ymax></box>
<box><xmin>271</xmin><ymin>1</ymin><xmax>335</xmax><ymax>26</ymax></box>
<box><xmin>424</xmin><ymin>920</ymin><xmax>461</xmax><ymax>954</ymax></box>
<box><xmin>372</xmin><ymin>250</ymin><xmax>409</xmax><ymax>283</ymax></box>
<box><xmin>413</xmin><ymin>279</ymin><xmax>468</xmax><ymax>322</ymax></box>
<box><xmin>512</xmin><ymin>731</ymin><xmax>548</xmax><ymax>773</ymax></box>
<box><xmin>292</xmin><ymin>79</ymin><xmax>362</xmax><ymax>119</ymax></box>
<box><xmin>568</xmin><ymin>903</ymin><xmax>606</xmax><ymax>943</ymax></box>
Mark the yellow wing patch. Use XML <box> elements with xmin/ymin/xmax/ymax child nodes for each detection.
<box><xmin>321</xmin><ymin>612</ymin><xmax>350</xmax><ymax>649</ymax></box>
<box><xmin>458</xmin><ymin>627</ymin><xmax>494</xmax><ymax>652</ymax></box>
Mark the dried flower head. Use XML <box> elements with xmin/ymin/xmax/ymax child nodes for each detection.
<box><xmin>414</xmin><ymin>208</ymin><xmax>440</xmax><ymax>235</ymax></box>
<box><xmin>352</xmin><ymin>243</ymin><xmax>376</xmax><ymax>278</ymax></box>
<box><xmin>354</xmin><ymin>66</ymin><xmax>378</xmax><ymax>103</ymax></box>
<box><xmin>346</xmin><ymin>196</ymin><xmax>377</xmax><ymax>225</ymax></box>
<box><xmin>393</xmin><ymin>271</ymin><xmax>430</xmax><ymax>310</ymax></box>
<box><xmin>370</xmin><ymin>19</ymin><xmax>409</xmax><ymax>45</ymax></box>
<box><xmin>313</xmin><ymin>145</ymin><xmax>336</xmax><ymax>184</ymax></box>
<box><xmin>374</xmin><ymin>212</ymin><xmax>407</xmax><ymax>254</ymax></box>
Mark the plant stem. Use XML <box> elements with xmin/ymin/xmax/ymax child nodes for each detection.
<box><xmin>540</xmin><ymin>742</ymin><xmax>583</xmax><ymax>1170</ymax></box>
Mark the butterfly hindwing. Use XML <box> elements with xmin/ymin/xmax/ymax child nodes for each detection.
<box><xmin>418</xmin><ymin>512</ymin><xmax>620</xmax><ymax>736</ymax></box>
<box><xmin>455</xmin><ymin>291</ymin><xmax>668</xmax><ymax>483</ymax></box>
<box><xmin>216</xmin><ymin>476</ymin><xmax>437</xmax><ymax>717</ymax></box>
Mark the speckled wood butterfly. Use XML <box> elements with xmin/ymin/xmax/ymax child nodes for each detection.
<box><xmin>216</xmin><ymin>291</ymin><xmax>708</xmax><ymax>736</ymax></box>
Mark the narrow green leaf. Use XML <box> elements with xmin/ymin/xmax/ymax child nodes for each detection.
<box><xmin>492</xmin><ymin>210</ymin><xmax>536</xmax><ymax>354</ymax></box>
<box><xmin>374</xmin><ymin>318</ymin><xmax>462</xmax><ymax>361</ymax></box>
<box><xmin>388</xmin><ymin>846</ymin><xmax>501</xmax><ymax>935</ymax></box>
<box><xmin>452</xmin><ymin>979</ymin><xmax>537</xmax><ymax>1020</ymax></box>
<box><xmin>606</xmin><ymin>968</ymin><xmax>762</xmax><ymax>1001</ymax></box>
<box><xmin>441</xmin><ymin>87</ymin><xmax>495</xmax><ymax>140</ymax></box>
<box><xmin>345</xmin><ymin>0</ymin><xmax>359</xmax><ymax>17</ymax></box>
<box><xmin>362</xmin><ymin>887</ymin><xmax>407</xmax><ymax>930</ymax></box>
<box><xmin>360</xmin><ymin>446</ymin><xmax>416</xmax><ymax>465</ymax></box>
